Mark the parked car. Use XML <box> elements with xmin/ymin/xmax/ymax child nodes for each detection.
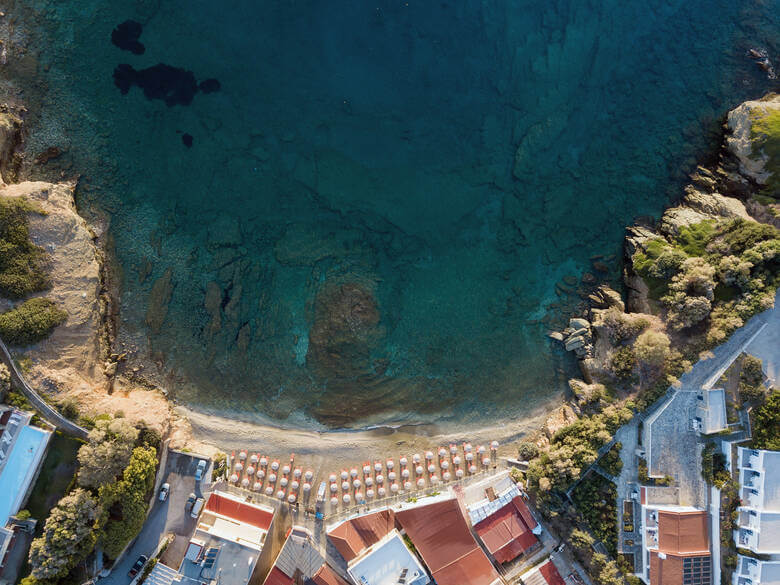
<box><xmin>128</xmin><ymin>555</ymin><xmax>148</xmax><ymax>578</ymax></box>
<box><xmin>186</xmin><ymin>492</ymin><xmax>196</xmax><ymax>510</ymax></box>
<box><xmin>159</xmin><ymin>483</ymin><xmax>170</xmax><ymax>502</ymax></box>
<box><xmin>191</xmin><ymin>497</ymin><xmax>205</xmax><ymax>519</ymax></box>
<box><xmin>195</xmin><ymin>459</ymin><xmax>207</xmax><ymax>480</ymax></box>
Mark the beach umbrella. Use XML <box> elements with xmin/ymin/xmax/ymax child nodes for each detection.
<box><xmin>280</xmin><ymin>477</ymin><xmax>289</xmax><ymax>488</ymax></box>
<box><xmin>400</xmin><ymin>457</ymin><xmax>408</xmax><ymax>466</ymax></box>
<box><xmin>416</xmin><ymin>465</ymin><xmax>424</xmax><ymax>476</ymax></box>
<box><xmin>416</xmin><ymin>478</ymin><xmax>425</xmax><ymax>488</ymax></box>
<box><xmin>491</xmin><ymin>440</ymin><xmax>499</xmax><ymax>450</ymax></box>
<box><xmin>465</xmin><ymin>452</ymin><xmax>474</xmax><ymax>461</ymax></box>
<box><xmin>341</xmin><ymin>470</ymin><xmax>349</xmax><ymax>480</ymax></box>
<box><xmin>482</xmin><ymin>457</ymin><xmax>490</xmax><ymax>466</ymax></box>
<box><xmin>453</xmin><ymin>456</ymin><xmax>461</xmax><ymax>465</ymax></box>
<box><xmin>374</xmin><ymin>462</ymin><xmax>383</xmax><ymax>472</ymax></box>
<box><xmin>304</xmin><ymin>470</ymin><xmax>313</xmax><ymax>481</ymax></box>
<box><xmin>291</xmin><ymin>480</ymin><xmax>299</xmax><ymax>490</ymax></box>
<box><xmin>363</xmin><ymin>465</ymin><xmax>372</xmax><ymax>474</ymax></box>
<box><xmin>430</xmin><ymin>475</ymin><xmax>439</xmax><ymax>484</ymax></box>
<box><xmin>253</xmin><ymin>481</ymin><xmax>262</xmax><ymax>491</ymax></box>
<box><xmin>401</xmin><ymin>469</ymin><xmax>410</xmax><ymax>479</ymax></box>
<box><xmin>329</xmin><ymin>473</ymin><xmax>337</xmax><ymax>483</ymax></box>
<box><xmin>330</xmin><ymin>497</ymin><xmax>338</xmax><ymax>506</ymax></box>
<box><xmin>386</xmin><ymin>460</ymin><xmax>394</xmax><ymax>469</ymax></box>
<box><xmin>246</xmin><ymin>466</ymin><xmax>255</xmax><ymax>476</ymax></box>
<box><xmin>412</xmin><ymin>454</ymin><xmax>421</xmax><ymax>464</ymax></box>
<box><xmin>257</xmin><ymin>469</ymin><xmax>265</xmax><ymax>479</ymax></box>
<box><xmin>260</xmin><ymin>457</ymin><xmax>268</xmax><ymax>466</ymax></box>
<box><xmin>443</xmin><ymin>472</ymin><xmax>451</xmax><ymax>482</ymax></box>
<box><xmin>365</xmin><ymin>477</ymin><xmax>374</xmax><ymax>486</ymax></box>
<box><xmin>449</xmin><ymin>444</ymin><xmax>458</xmax><ymax>454</ymax></box>
<box><xmin>330</xmin><ymin>484</ymin><xmax>338</xmax><ymax>493</ymax></box>
<box><xmin>464</xmin><ymin>443</ymin><xmax>472</xmax><ymax>452</ymax></box>
<box><xmin>403</xmin><ymin>481</ymin><xmax>412</xmax><ymax>490</ymax></box>
<box><xmin>241</xmin><ymin>478</ymin><xmax>250</xmax><ymax>488</ymax></box>
<box><xmin>438</xmin><ymin>448</ymin><xmax>447</xmax><ymax>458</ymax></box>
<box><xmin>355</xmin><ymin>491</ymin><xmax>364</xmax><ymax>502</ymax></box>
<box><xmin>234</xmin><ymin>462</ymin><xmax>243</xmax><ymax>472</ymax></box>
<box><xmin>440</xmin><ymin>460</ymin><xmax>449</xmax><ymax>469</ymax></box>
<box><xmin>230</xmin><ymin>474</ymin><xmax>238</xmax><ymax>483</ymax></box>
<box><xmin>271</xmin><ymin>461</ymin><xmax>279</xmax><ymax>471</ymax></box>
<box><xmin>268</xmin><ymin>473</ymin><xmax>277</xmax><ymax>483</ymax></box>
<box><xmin>388</xmin><ymin>471</ymin><xmax>396</xmax><ymax>481</ymax></box>
<box><xmin>303</xmin><ymin>482</ymin><xmax>311</xmax><ymax>492</ymax></box>
<box><xmin>265</xmin><ymin>486</ymin><xmax>273</xmax><ymax>496</ymax></box>
<box><xmin>378</xmin><ymin>487</ymin><xmax>386</xmax><ymax>497</ymax></box>
<box><xmin>427</xmin><ymin>464</ymin><xmax>436</xmax><ymax>474</ymax></box>
<box><xmin>425</xmin><ymin>451</ymin><xmax>434</xmax><ymax>460</ymax></box>
<box><xmin>343</xmin><ymin>494</ymin><xmax>351</xmax><ymax>504</ymax></box>
<box><xmin>376</xmin><ymin>474</ymin><xmax>384</xmax><ymax>484</ymax></box>
<box><xmin>367</xmin><ymin>488</ymin><xmax>375</xmax><ymax>498</ymax></box>
<box><xmin>456</xmin><ymin>469</ymin><xmax>464</xmax><ymax>478</ymax></box>
<box><xmin>250</xmin><ymin>454</ymin><xmax>258</xmax><ymax>464</ymax></box>
<box><xmin>293</xmin><ymin>468</ymin><xmax>302</xmax><ymax>478</ymax></box>
<box><xmin>478</xmin><ymin>445</ymin><xmax>486</xmax><ymax>454</ymax></box>
<box><xmin>288</xmin><ymin>494</ymin><xmax>296</xmax><ymax>503</ymax></box>
<box><xmin>341</xmin><ymin>481</ymin><xmax>350</xmax><ymax>491</ymax></box>
<box><xmin>282</xmin><ymin>464</ymin><xmax>291</xmax><ymax>474</ymax></box>
<box><xmin>276</xmin><ymin>490</ymin><xmax>285</xmax><ymax>499</ymax></box>
<box><xmin>350</xmin><ymin>468</ymin><xmax>358</xmax><ymax>478</ymax></box>
<box><xmin>390</xmin><ymin>483</ymin><xmax>399</xmax><ymax>493</ymax></box>
<box><xmin>353</xmin><ymin>479</ymin><xmax>362</xmax><ymax>489</ymax></box>
<box><xmin>239</xmin><ymin>451</ymin><xmax>247</xmax><ymax>460</ymax></box>
<box><xmin>469</xmin><ymin>465</ymin><xmax>477</xmax><ymax>474</ymax></box>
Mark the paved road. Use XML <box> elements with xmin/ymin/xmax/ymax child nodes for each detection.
<box><xmin>98</xmin><ymin>451</ymin><xmax>212</xmax><ymax>585</ymax></box>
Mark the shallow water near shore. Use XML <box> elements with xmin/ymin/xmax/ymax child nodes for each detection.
<box><xmin>7</xmin><ymin>0</ymin><xmax>778</xmax><ymax>428</ymax></box>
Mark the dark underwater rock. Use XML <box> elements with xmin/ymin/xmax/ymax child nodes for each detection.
<box><xmin>182</xmin><ymin>133</ymin><xmax>193</xmax><ymax>148</ymax></box>
<box><xmin>111</xmin><ymin>20</ymin><xmax>145</xmax><ymax>55</ymax></box>
<box><xmin>113</xmin><ymin>63</ymin><xmax>199</xmax><ymax>106</ymax></box>
<box><xmin>199</xmin><ymin>78</ymin><xmax>221</xmax><ymax>93</ymax></box>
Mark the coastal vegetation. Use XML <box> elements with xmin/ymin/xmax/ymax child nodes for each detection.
<box><xmin>750</xmin><ymin>106</ymin><xmax>779</xmax><ymax>196</ymax></box>
<box><xmin>570</xmin><ymin>472</ymin><xmax>618</xmax><ymax>556</ymax></box>
<box><xmin>751</xmin><ymin>388</ymin><xmax>779</xmax><ymax>450</ymax></box>
<box><xmin>0</xmin><ymin>298</ymin><xmax>67</xmax><ymax>346</ymax></box>
<box><xmin>22</xmin><ymin>414</ymin><xmax>160</xmax><ymax>585</ymax></box>
<box><xmin>0</xmin><ymin>197</ymin><xmax>50</xmax><ymax>299</ymax></box>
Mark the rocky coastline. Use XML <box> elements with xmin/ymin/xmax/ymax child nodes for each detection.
<box><xmin>540</xmin><ymin>93</ymin><xmax>779</xmax><ymax>442</ymax></box>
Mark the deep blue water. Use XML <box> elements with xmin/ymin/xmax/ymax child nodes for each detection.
<box><xmin>14</xmin><ymin>0</ymin><xmax>778</xmax><ymax>427</ymax></box>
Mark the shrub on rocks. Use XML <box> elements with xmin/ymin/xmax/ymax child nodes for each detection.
<box><xmin>0</xmin><ymin>297</ymin><xmax>66</xmax><ymax>345</ymax></box>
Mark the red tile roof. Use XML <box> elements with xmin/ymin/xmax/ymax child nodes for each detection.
<box><xmin>474</xmin><ymin>496</ymin><xmax>538</xmax><ymax>563</ymax></box>
<box><xmin>538</xmin><ymin>560</ymin><xmax>566</xmax><ymax>585</ymax></box>
<box><xmin>262</xmin><ymin>566</ymin><xmax>293</xmax><ymax>585</ymax></box>
<box><xmin>326</xmin><ymin>509</ymin><xmax>396</xmax><ymax>562</ymax></box>
<box><xmin>657</xmin><ymin>511</ymin><xmax>709</xmax><ymax>555</ymax></box>
<box><xmin>204</xmin><ymin>492</ymin><xmax>273</xmax><ymax>531</ymax></box>
<box><xmin>396</xmin><ymin>499</ymin><xmax>501</xmax><ymax>585</ymax></box>
<box><xmin>311</xmin><ymin>564</ymin><xmax>350</xmax><ymax>585</ymax></box>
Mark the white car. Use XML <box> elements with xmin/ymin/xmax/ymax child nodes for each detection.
<box><xmin>195</xmin><ymin>460</ymin><xmax>207</xmax><ymax>481</ymax></box>
<box><xmin>159</xmin><ymin>482</ymin><xmax>170</xmax><ymax>502</ymax></box>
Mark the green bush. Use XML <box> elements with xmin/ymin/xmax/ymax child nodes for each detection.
<box><xmin>0</xmin><ymin>298</ymin><xmax>66</xmax><ymax>345</ymax></box>
<box><xmin>752</xmin><ymin>389</ymin><xmax>780</xmax><ymax>450</ymax></box>
<box><xmin>517</xmin><ymin>441</ymin><xmax>539</xmax><ymax>461</ymax></box>
<box><xmin>675</xmin><ymin>220</ymin><xmax>716</xmax><ymax>256</ymax></box>
<box><xmin>610</xmin><ymin>347</ymin><xmax>636</xmax><ymax>380</ymax></box>
<box><xmin>0</xmin><ymin>198</ymin><xmax>50</xmax><ymax>299</ymax></box>
<box><xmin>600</xmin><ymin>442</ymin><xmax>623</xmax><ymax>476</ymax></box>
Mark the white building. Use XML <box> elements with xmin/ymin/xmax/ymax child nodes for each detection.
<box><xmin>732</xmin><ymin>556</ymin><xmax>780</xmax><ymax>585</ymax></box>
<box><xmin>735</xmin><ymin>448</ymin><xmax>780</xmax><ymax>554</ymax></box>
<box><xmin>694</xmin><ymin>388</ymin><xmax>727</xmax><ymax>435</ymax></box>
<box><xmin>346</xmin><ymin>529</ymin><xmax>430</xmax><ymax>585</ymax></box>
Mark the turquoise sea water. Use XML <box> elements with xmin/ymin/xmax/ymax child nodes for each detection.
<box><xmin>10</xmin><ymin>1</ymin><xmax>778</xmax><ymax>427</ymax></box>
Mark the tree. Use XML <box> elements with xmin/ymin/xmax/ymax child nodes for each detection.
<box><xmin>517</xmin><ymin>441</ymin><xmax>539</xmax><ymax>461</ymax></box>
<box><xmin>634</xmin><ymin>330</ymin><xmax>670</xmax><ymax>371</ymax></box>
<box><xmin>0</xmin><ymin>363</ymin><xmax>9</xmax><ymax>401</ymax></box>
<box><xmin>77</xmin><ymin>418</ymin><xmax>139</xmax><ymax>489</ymax></box>
<box><xmin>570</xmin><ymin>528</ymin><xmax>594</xmax><ymax>550</ymax></box>
<box><xmin>28</xmin><ymin>489</ymin><xmax>98</xmax><ymax>581</ymax></box>
<box><xmin>752</xmin><ymin>389</ymin><xmax>780</xmax><ymax>450</ymax></box>
<box><xmin>99</xmin><ymin>446</ymin><xmax>158</xmax><ymax>559</ymax></box>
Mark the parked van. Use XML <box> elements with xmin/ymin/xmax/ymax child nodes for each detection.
<box><xmin>191</xmin><ymin>497</ymin><xmax>204</xmax><ymax>518</ymax></box>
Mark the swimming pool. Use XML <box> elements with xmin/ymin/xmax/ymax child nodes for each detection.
<box><xmin>0</xmin><ymin>424</ymin><xmax>51</xmax><ymax>525</ymax></box>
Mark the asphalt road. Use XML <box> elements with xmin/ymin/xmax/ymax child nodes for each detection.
<box><xmin>98</xmin><ymin>451</ymin><xmax>212</xmax><ymax>585</ymax></box>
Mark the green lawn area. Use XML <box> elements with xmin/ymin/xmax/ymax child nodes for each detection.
<box><xmin>24</xmin><ymin>431</ymin><xmax>82</xmax><ymax>527</ymax></box>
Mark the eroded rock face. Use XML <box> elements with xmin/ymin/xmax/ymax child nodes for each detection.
<box><xmin>307</xmin><ymin>281</ymin><xmax>382</xmax><ymax>376</ymax></box>
<box><xmin>0</xmin><ymin>111</ymin><xmax>22</xmax><ymax>183</ymax></box>
<box><xmin>726</xmin><ymin>93</ymin><xmax>779</xmax><ymax>185</ymax></box>
<box><xmin>659</xmin><ymin>186</ymin><xmax>750</xmax><ymax>236</ymax></box>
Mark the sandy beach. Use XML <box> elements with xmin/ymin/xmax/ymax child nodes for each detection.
<box><xmin>177</xmin><ymin>402</ymin><xmax>553</xmax><ymax>473</ymax></box>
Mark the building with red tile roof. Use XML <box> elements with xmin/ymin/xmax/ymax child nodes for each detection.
<box><xmin>640</xmin><ymin>506</ymin><xmax>711</xmax><ymax>585</ymax></box>
<box><xmin>311</xmin><ymin>563</ymin><xmax>351</xmax><ymax>585</ymax></box>
<box><xmin>473</xmin><ymin>496</ymin><xmax>539</xmax><ymax>563</ymax></box>
<box><xmin>326</xmin><ymin>509</ymin><xmax>396</xmax><ymax>562</ymax></box>
<box><xmin>204</xmin><ymin>491</ymin><xmax>274</xmax><ymax>531</ymax></box>
<box><xmin>395</xmin><ymin>499</ymin><xmax>502</xmax><ymax>585</ymax></box>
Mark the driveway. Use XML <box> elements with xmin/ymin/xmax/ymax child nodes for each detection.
<box><xmin>97</xmin><ymin>451</ymin><xmax>212</xmax><ymax>585</ymax></box>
